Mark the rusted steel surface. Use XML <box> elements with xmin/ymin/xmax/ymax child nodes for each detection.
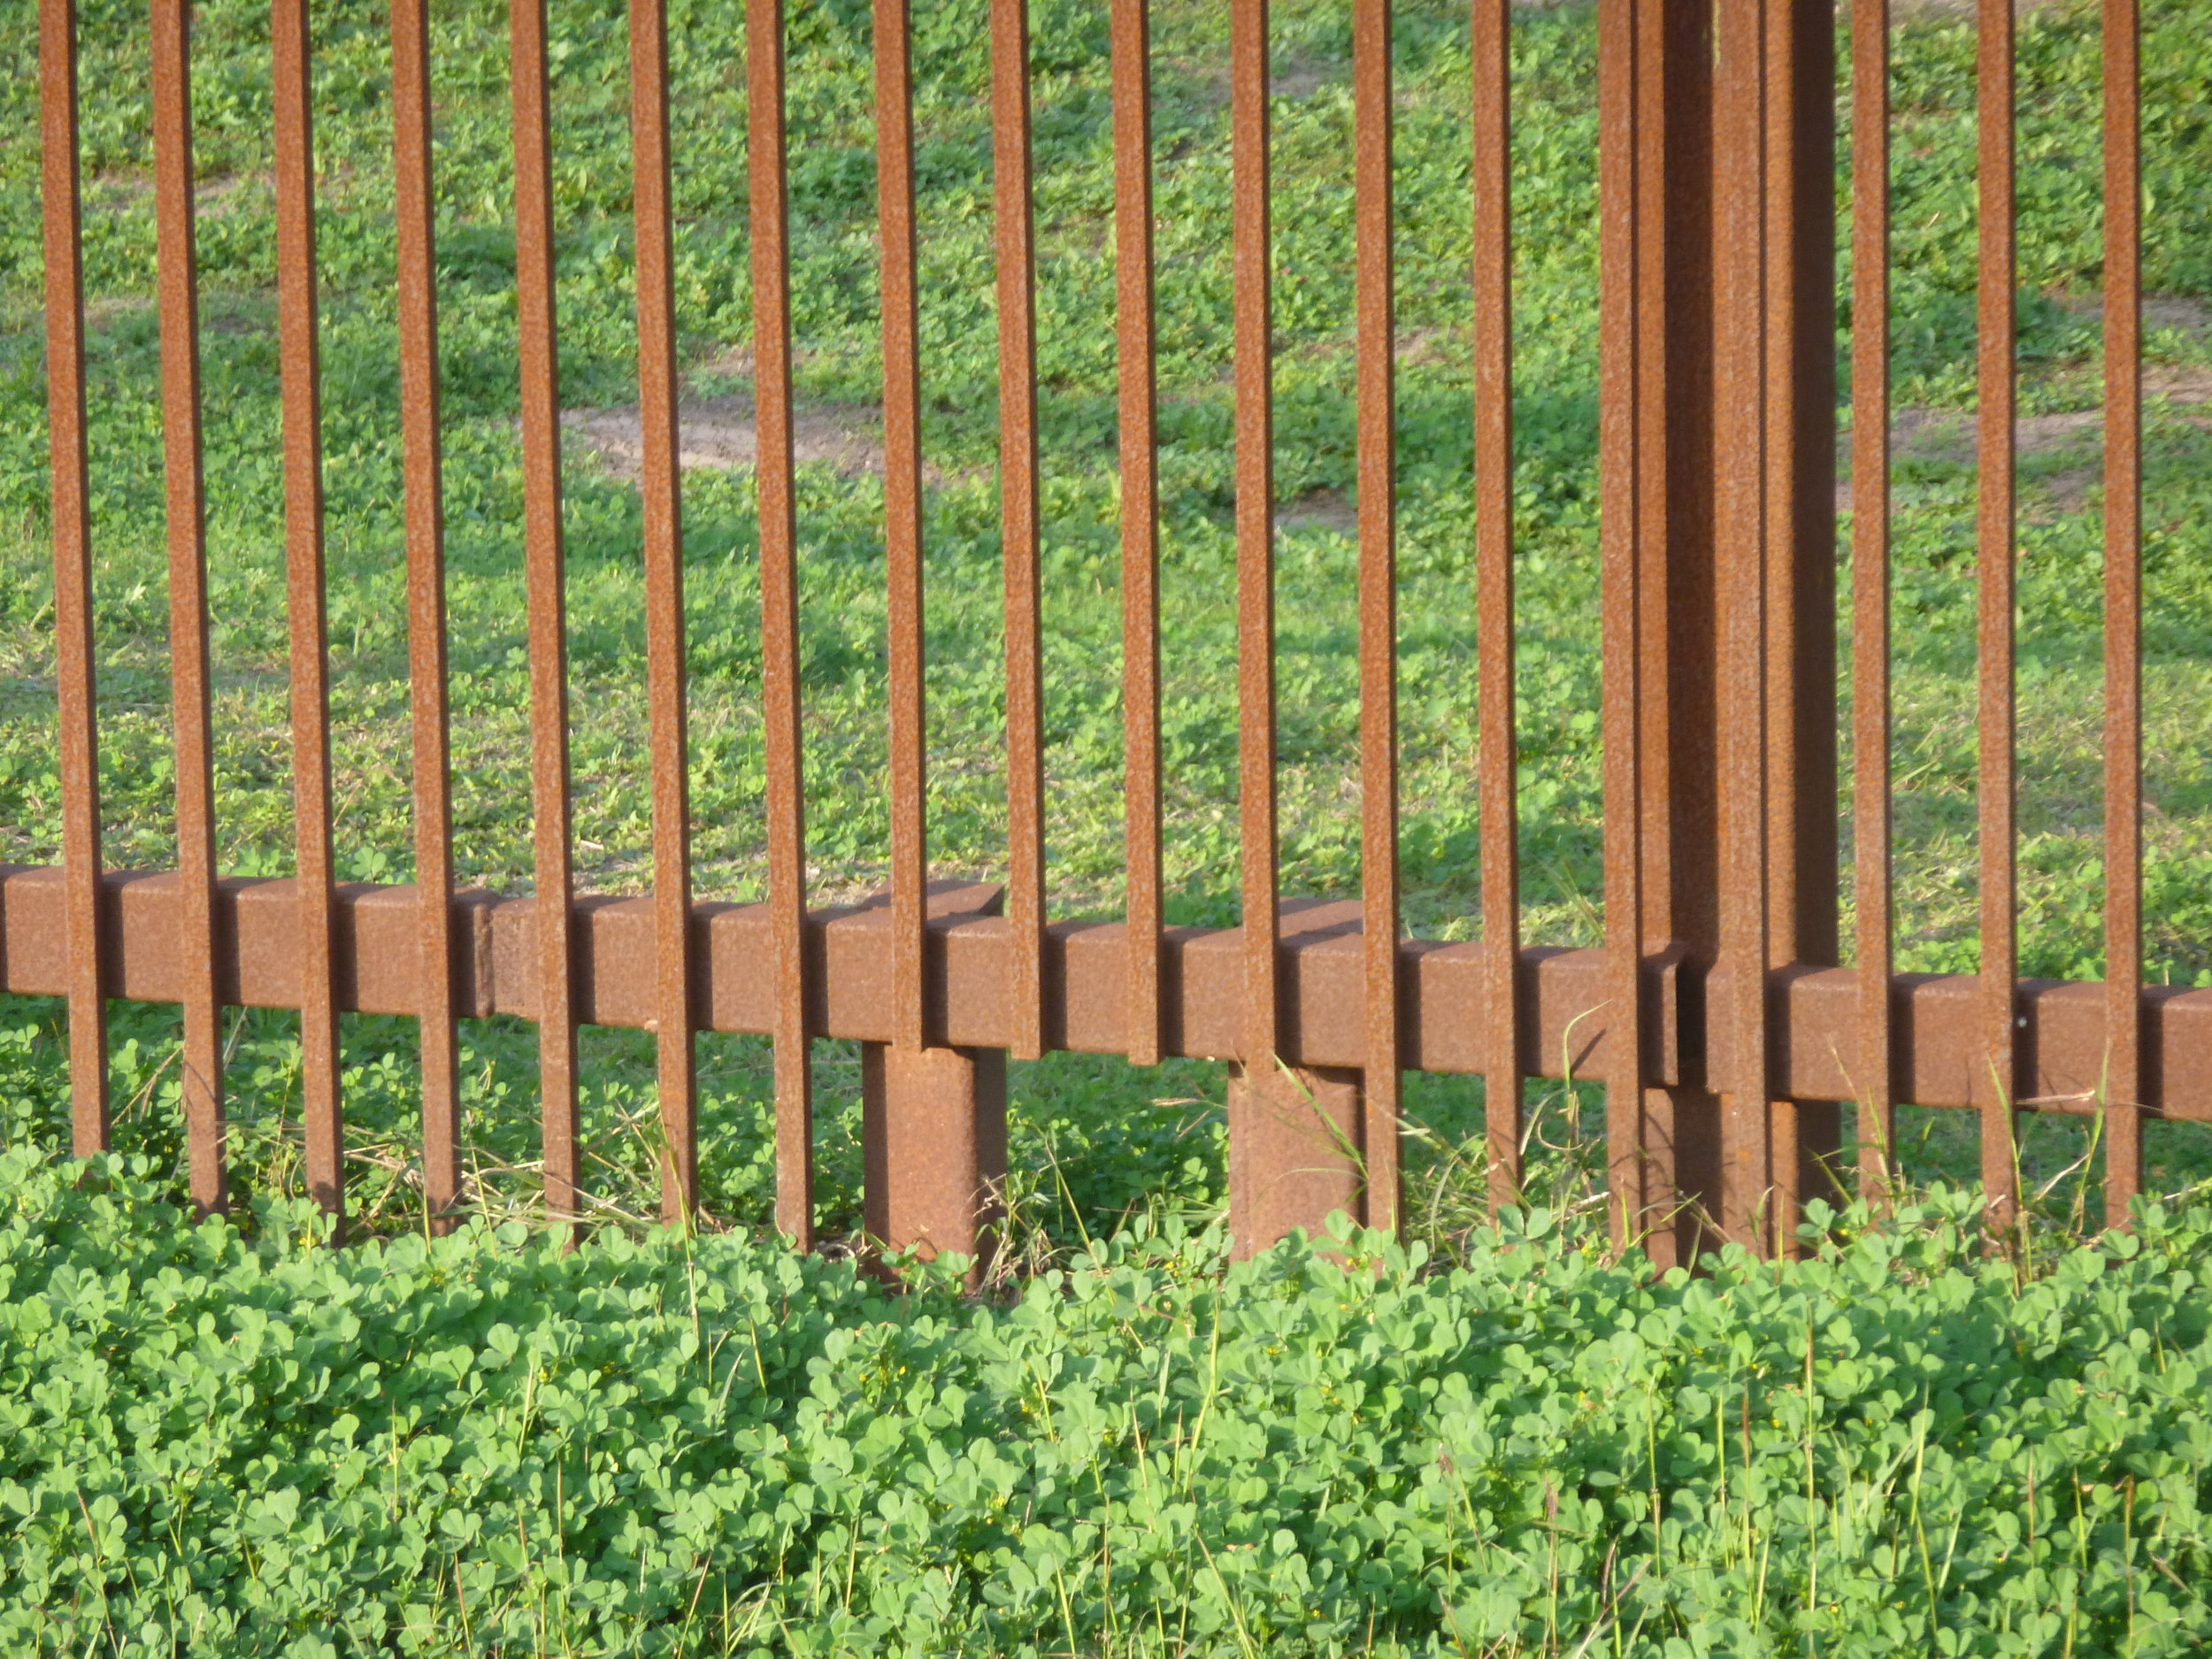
<box><xmin>1471</xmin><ymin>0</ymin><xmax>1519</xmax><ymax>1215</ymax></box>
<box><xmin>1595</xmin><ymin>0</ymin><xmax>1647</xmax><ymax>1248</ymax></box>
<box><xmin>863</xmin><ymin>1041</ymin><xmax>1007</xmax><ymax>1278</ymax></box>
<box><xmin>1976</xmin><ymin>0</ymin><xmax>2018</xmax><ymax>1225</ymax></box>
<box><xmin>1227</xmin><ymin>1062</ymin><xmax>1363</xmax><ymax>1259</ymax></box>
<box><xmin>1714</xmin><ymin>0</ymin><xmax>1773</xmax><ymax>1250</ymax></box>
<box><xmin>1112</xmin><ymin>0</ymin><xmax>1163</xmax><ymax>1070</ymax></box>
<box><xmin>993</xmin><ymin>0</ymin><xmax>1046</xmax><ymax>1066</ymax></box>
<box><xmin>152</xmin><ymin>0</ymin><xmax>223</xmax><ymax>1214</ymax></box>
<box><xmin>874</xmin><ymin>0</ymin><xmax>929</xmax><ymax>1059</ymax></box>
<box><xmin>1765</xmin><ymin>0</ymin><xmax>1842</xmax><ymax>1246</ymax></box>
<box><xmin>1352</xmin><ymin>0</ymin><xmax>1398</xmax><ymax>1234</ymax></box>
<box><xmin>1711</xmin><ymin>964</ymin><xmax>2212</xmax><ymax>1121</ymax></box>
<box><xmin>1633</xmin><ymin>0</ymin><xmax>1728</xmax><ymax>1271</ymax></box>
<box><xmin>391</xmin><ymin>0</ymin><xmax>459</xmax><ymax>1230</ymax></box>
<box><xmin>629</xmin><ymin>0</ymin><xmax>698</xmax><ymax>1225</ymax></box>
<box><xmin>509</xmin><ymin>0</ymin><xmax>580</xmax><ymax>1217</ymax></box>
<box><xmin>14</xmin><ymin>864</ymin><xmax>2212</xmax><ymax>1118</ymax></box>
<box><xmin>748</xmin><ymin>0</ymin><xmax>814</xmax><ymax>1248</ymax></box>
<box><xmin>864</xmin><ymin>0</ymin><xmax>993</xmax><ymax>1270</ymax></box>
<box><xmin>1230</xmin><ymin>0</ymin><xmax>1280</xmax><ymax>1204</ymax></box>
<box><xmin>40</xmin><ymin>0</ymin><xmax>107</xmax><ymax>1156</ymax></box>
<box><xmin>1768</xmin><ymin>1</ymin><xmax>1841</xmax><ymax>981</ymax></box>
<box><xmin>2101</xmin><ymin>0</ymin><xmax>2142</xmax><ymax>1221</ymax></box>
<box><xmin>1595</xmin><ymin>0</ymin><xmax>1758</xmax><ymax>1268</ymax></box>
<box><xmin>1851</xmin><ymin>0</ymin><xmax>1894</xmax><ymax>1202</ymax></box>
<box><xmin>273</xmin><ymin>0</ymin><xmax>343</xmax><ymax>1230</ymax></box>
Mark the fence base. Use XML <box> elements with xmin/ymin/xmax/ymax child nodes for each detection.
<box><xmin>861</xmin><ymin>1041</ymin><xmax>1007</xmax><ymax>1279</ymax></box>
<box><xmin>1226</xmin><ymin>1060</ymin><xmax>1370</xmax><ymax>1258</ymax></box>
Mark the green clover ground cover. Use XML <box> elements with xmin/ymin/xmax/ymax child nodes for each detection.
<box><xmin>5</xmin><ymin>1145</ymin><xmax>2212</xmax><ymax>1655</ymax></box>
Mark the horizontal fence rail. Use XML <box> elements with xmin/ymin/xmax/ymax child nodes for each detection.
<box><xmin>4</xmin><ymin>866</ymin><xmax>2208</xmax><ymax>1110</ymax></box>
<box><xmin>19</xmin><ymin>0</ymin><xmax>2192</xmax><ymax>1264</ymax></box>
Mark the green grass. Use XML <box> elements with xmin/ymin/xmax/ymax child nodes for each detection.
<box><xmin>3</xmin><ymin>0</ymin><xmax>2212</xmax><ymax>1236</ymax></box>
<box><xmin>8</xmin><ymin>1143</ymin><xmax>2212</xmax><ymax>1655</ymax></box>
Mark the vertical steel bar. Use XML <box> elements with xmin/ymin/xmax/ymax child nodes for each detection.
<box><xmin>1632</xmin><ymin>0</ymin><xmax>1714</xmax><ymax>1265</ymax></box>
<box><xmin>1112</xmin><ymin>0</ymin><xmax>1163</xmax><ymax>1068</ymax></box>
<box><xmin>1595</xmin><ymin>0</ymin><xmax>1645</xmax><ymax>1248</ymax></box>
<box><xmin>1759</xmin><ymin>0</ymin><xmax>1839</xmax><ymax>1251</ymax></box>
<box><xmin>1471</xmin><ymin>0</ymin><xmax>1519</xmax><ymax>1214</ymax></box>
<box><xmin>993</xmin><ymin>0</ymin><xmax>1046</xmax><ymax>1064</ymax></box>
<box><xmin>39</xmin><ymin>0</ymin><xmax>107</xmax><ymax>1155</ymax></box>
<box><xmin>1850</xmin><ymin>0</ymin><xmax>1893</xmax><ymax>1204</ymax></box>
<box><xmin>1760</xmin><ymin>0</ymin><xmax>1794</xmax><ymax>1241</ymax></box>
<box><xmin>749</xmin><ymin>0</ymin><xmax>813</xmax><ymax>1247</ymax></box>
<box><xmin>630</xmin><ymin>0</ymin><xmax>697</xmax><ymax>1225</ymax></box>
<box><xmin>1758</xmin><ymin>0</ymin><xmax>1842</xmax><ymax>1245</ymax></box>
<box><xmin>510</xmin><ymin>0</ymin><xmax>580</xmax><ymax>1217</ymax></box>
<box><xmin>1715</xmin><ymin>0</ymin><xmax>1772</xmax><ymax>1252</ymax></box>
<box><xmin>2101</xmin><ymin>0</ymin><xmax>2142</xmax><ymax>1224</ymax></box>
<box><xmin>1230</xmin><ymin>0</ymin><xmax>1279</xmax><ymax>1078</ymax></box>
<box><xmin>1353</xmin><ymin>0</ymin><xmax>1399</xmax><ymax>1234</ymax></box>
<box><xmin>1976</xmin><ymin>0</ymin><xmax>2018</xmax><ymax>1228</ymax></box>
<box><xmin>152</xmin><ymin>0</ymin><xmax>222</xmax><ymax>1212</ymax></box>
<box><xmin>874</xmin><ymin>0</ymin><xmax>928</xmax><ymax>1056</ymax></box>
<box><xmin>392</xmin><ymin>0</ymin><xmax>459</xmax><ymax>1230</ymax></box>
<box><xmin>273</xmin><ymin>0</ymin><xmax>343</xmax><ymax>1230</ymax></box>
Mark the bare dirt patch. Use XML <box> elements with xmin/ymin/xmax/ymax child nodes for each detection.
<box><xmin>1269</xmin><ymin>58</ymin><xmax>1343</xmax><ymax>100</ymax></box>
<box><xmin>1276</xmin><ymin>488</ymin><xmax>1360</xmax><ymax>535</ymax></box>
<box><xmin>562</xmin><ymin>392</ymin><xmax>888</xmax><ymax>481</ymax></box>
<box><xmin>1837</xmin><ymin>365</ymin><xmax>2212</xmax><ymax>509</ymax></box>
<box><xmin>2146</xmin><ymin>296</ymin><xmax>2212</xmax><ymax>342</ymax></box>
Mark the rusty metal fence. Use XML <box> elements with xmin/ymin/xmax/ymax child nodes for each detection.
<box><xmin>10</xmin><ymin>0</ymin><xmax>2205</xmax><ymax>1266</ymax></box>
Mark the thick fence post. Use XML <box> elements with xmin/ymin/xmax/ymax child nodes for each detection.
<box><xmin>1222</xmin><ymin>900</ymin><xmax>1395</xmax><ymax>1257</ymax></box>
<box><xmin>1601</xmin><ymin>0</ymin><xmax>1723</xmax><ymax>1271</ymax></box>
<box><xmin>863</xmin><ymin>1042</ymin><xmax>1008</xmax><ymax>1278</ymax></box>
<box><xmin>1227</xmin><ymin>1063</ymin><xmax>1365</xmax><ymax>1257</ymax></box>
<box><xmin>1603</xmin><ymin>0</ymin><xmax>1839</xmax><ymax>1266</ymax></box>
